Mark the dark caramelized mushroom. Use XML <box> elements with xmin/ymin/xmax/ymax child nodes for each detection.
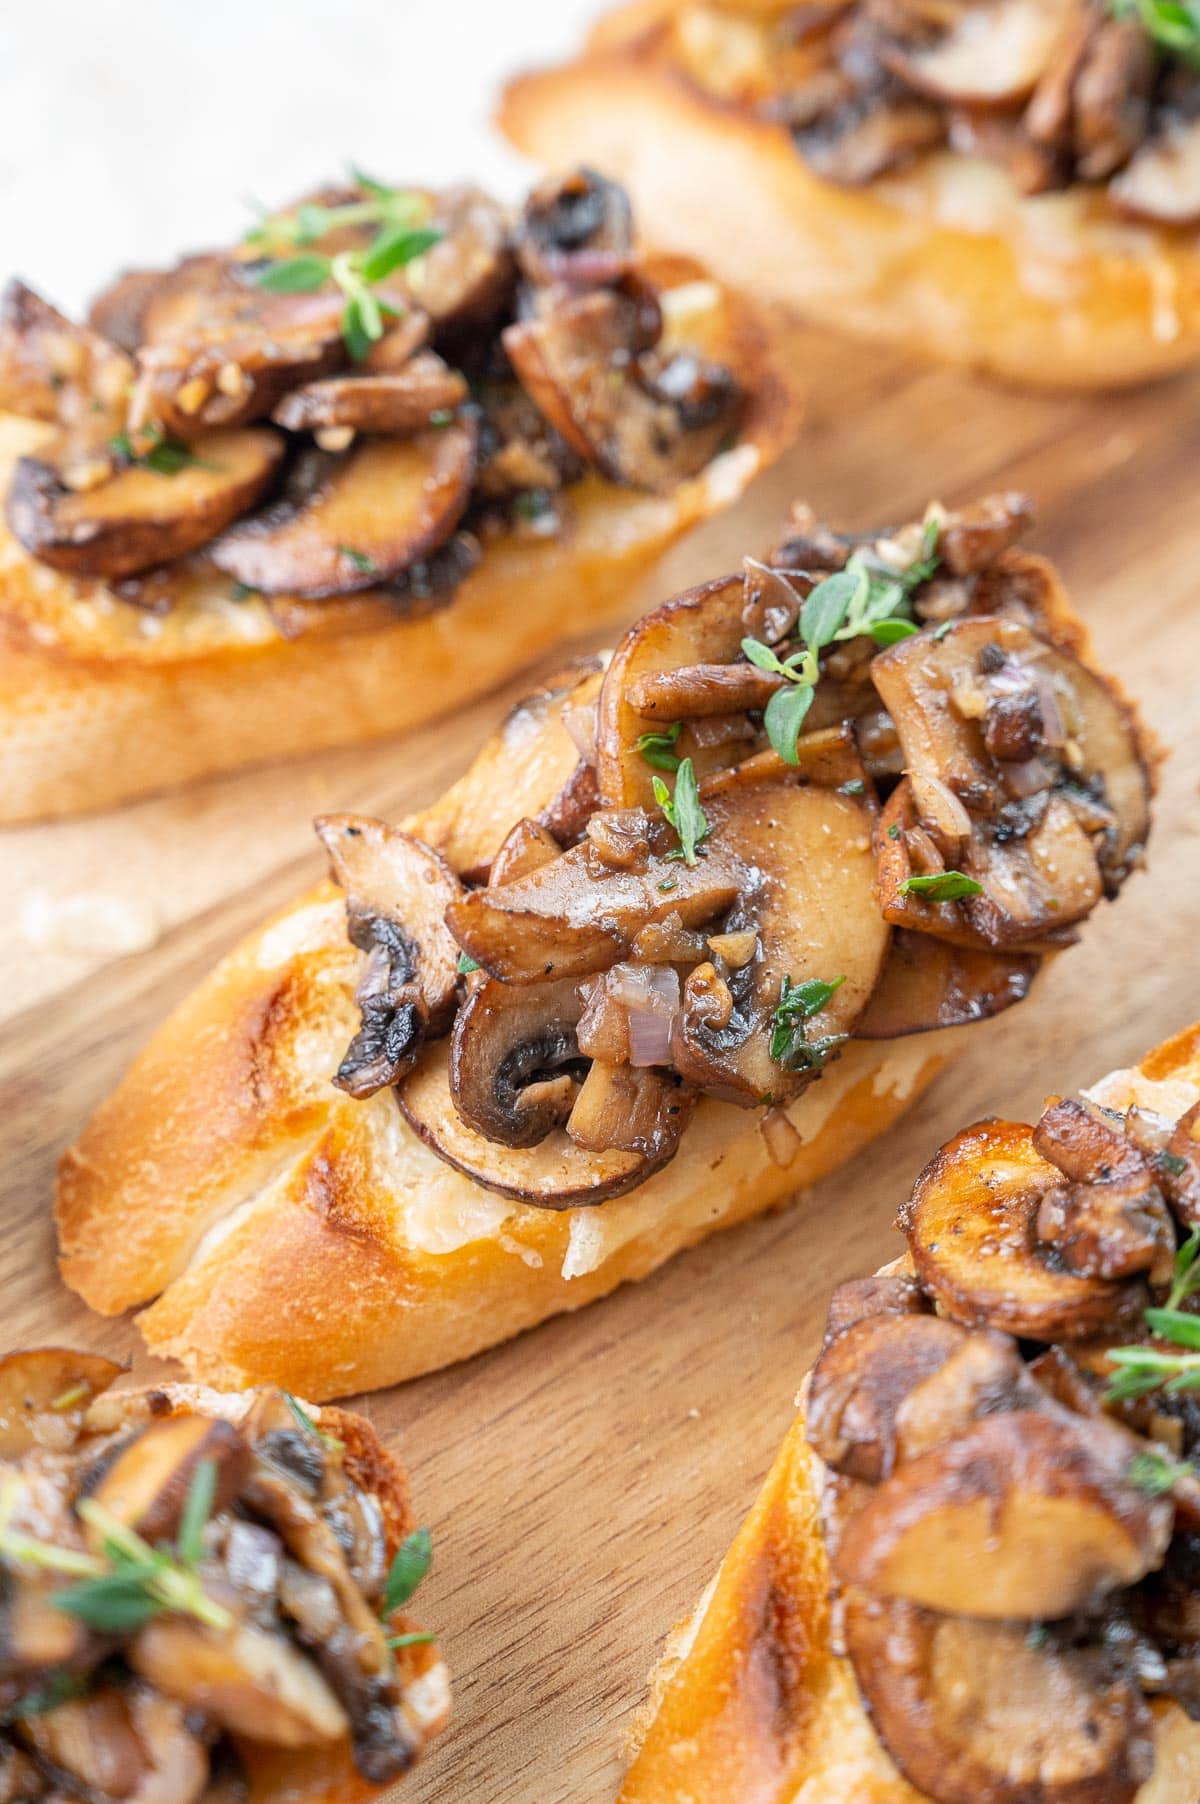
<box><xmin>271</xmin><ymin>354</ymin><xmax>468</xmax><ymax>436</ymax></box>
<box><xmin>842</xmin><ymin>1590</ymin><xmax>1154</xmax><ymax>1804</ymax></box>
<box><xmin>0</xmin><ymin>280</ymin><xmax>132</xmax><ymax>439</ymax></box>
<box><xmin>808</xmin><ymin>1313</ymin><xmax>966</xmax><ymax>1482</ymax></box>
<box><xmin>6</xmin><ymin>427</ymin><xmax>285</xmax><ymax>580</ymax></box>
<box><xmin>87</xmin><ymin>1415</ymin><xmax>249</xmax><ymax>1547</ymax></box>
<box><xmin>515</xmin><ymin>167</ymin><xmax>634</xmax><ymax>289</ymax></box>
<box><xmin>449</xmin><ymin>975</ymin><xmax>586</xmax><ymax>1147</ymax></box>
<box><xmin>901</xmin><ymin>1118</ymin><xmax>1146</xmax><ymax>1340</ymax></box>
<box><xmin>1032</xmin><ymin>1097</ymin><xmax>1174</xmax><ymax>1282</ymax></box>
<box><xmin>316</xmin><ymin>815</ymin><xmax>461</xmax><ymax>1097</ymax></box>
<box><xmin>855</xmin><ymin>929</ymin><xmax>1039</xmax><ymax>1039</ymax></box>
<box><xmin>210</xmin><ymin>422</ymin><xmax>476</xmax><ymax>598</ymax></box>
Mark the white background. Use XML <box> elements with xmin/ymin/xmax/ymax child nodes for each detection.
<box><xmin>1</xmin><ymin>0</ymin><xmax>602</xmax><ymax>314</ymax></box>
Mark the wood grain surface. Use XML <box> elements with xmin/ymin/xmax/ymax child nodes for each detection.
<box><xmin>0</xmin><ymin>324</ymin><xmax>1198</xmax><ymax>1801</ymax></box>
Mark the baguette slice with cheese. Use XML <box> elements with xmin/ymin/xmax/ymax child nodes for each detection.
<box><xmin>501</xmin><ymin>1</ymin><xmax>1200</xmax><ymax>391</ymax></box>
<box><xmin>621</xmin><ymin>1022</ymin><xmax>1200</xmax><ymax>1804</ymax></box>
<box><xmin>56</xmin><ymin>495</ymin><xmax>1152</xmax><ymax>1399</ymax></box>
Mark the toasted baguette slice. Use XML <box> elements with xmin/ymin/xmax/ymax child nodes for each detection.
<box><xmin>0</xmin><ymin>1351</ymin><xmax>448</xmax><ymax>1802</ymax></box>
<box><xmin>55</xmin><ymin>865</ymin><xmax>960</xmax><ymax>1398</ymax></box>
<box><xmin>619</xmin><ymin>1022</ymin><xmax>1200</xmax><ymax>1804</ymax></box>
<box><xmin>0</xmin><ymin>255</ymin><xmax>799</xmax><ymax>823</ymax></box>
<box><xmin>500</xmin><ymin>9</ymin><xmax>1200</xmax><ymax>391</ymax></box>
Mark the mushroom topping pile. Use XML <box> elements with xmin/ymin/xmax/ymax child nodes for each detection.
<box><xmin>690</xmin><ymin>1</ymin><xmax>1200</xmax><ymax>223</ymax></box>
<box><xmin>0</xmin><ymin>167</ymin><xmax>744</xmax><ymax>612</ymax></box>
<box><xmin>809</xmin><ymin>1078</ymin><xmax>1200</xmax><ymax>1804</ymax></box>
<box><xmin>0</xmin><ymin>1351</ymin><xmax>440</xmax><ymax>1802</ymax></box>
<box><xmin>317</xmin><ymin>493</ymin><xmax>1150</xmax><ymax>1209</ymax></box>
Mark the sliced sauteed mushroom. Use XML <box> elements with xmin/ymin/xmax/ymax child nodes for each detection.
<box><xmin>210</xmin><ymin>423</ymin><xmax>476</xmax><ymax>598</ymax></box>
<box><xmin>756</xmin><ymin>0</ymin><xmax>1200</xmax><ymax>223</ymax></box>
<box><xmin>873</xmin><ymin>616</ymin><xmax>1151</xmax><ymax>948</ymax></box>
<box><xmin>271</xmin><ymin>353</ymin><xmax>468</xmax><ymax>435</ymax></box>
<box><xmin>0</xmin><ymin>1349</ymin><xmax>125</xmax><ymax>1457</ymax></box>
<box><xmin>0</xmin><ymin>280</ymin><xmax>132</xmax><ymax>442</ymax></box>
<box><xmin>450</xmin><ymin>974</ymin><xmax>587</xmax><ymax>1147</ymax></box>
<box><xmin>317</xmin><ymin>815</ymin><xmax>461</xmax><ymax>1098</ymax></box>
<box><xmin>808</xmin><ymin>1312</ymin><xmax>968</xmax><ymax>1484</ymax></box>
<box><xmin>855</xmin><ymin>929</ymin><xmax>1039</xmax><ymax>1038</ymax></box>
<box><xmin>504</xmin><ymin>288</ymin><xmax>743</xmax><ymax>493</ymax></box>
<box><xmin>7</xmin><ymin>427</ymin><xmax>285</xmax><ymax>579</ymax></box>
<box><xmin>0</xmin><ymin>1353</ymin><xmax>443</xmax><ymax>1800</ymax></box>
<box><xmin>399</xmin><ymin>1039</ymin><xmax>680</xmax><ymax>1205</ymax></box>
<box><xmin>842</xmin><ymin>1592</ymin><xmax>1154</xmax><ymax>1804</ymax></box>
<box><xmin>902</xmin><ymin>1118</ymin><xmax>1147</xmax><ymax>1339</ymax></box>
<box><xmin>514</xmin><ymin>166</ymin><xmax>634</xmax><ymax>289</ymax></box>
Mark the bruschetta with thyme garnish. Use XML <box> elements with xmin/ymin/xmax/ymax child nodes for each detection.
<box><xmin>0</xmin><ymin>166</ymin><xmax>798</xmax><ymax>822</ymax></box>
<box><xmin>0</xmin><ymin>1348</ymin><xmax>447</xmax><ymax>1802</ymax></box>
<box><xmin>56</xmin><ymin>491</ymin><xmax>1153</xmax><ymax>1397</ymax></box>
<box><xmin>620</xmin><ymin>1021</ymin><xmax>1200</xmax><ymax>1804</ymax></box>
<box><xmin>502</xmin><ymin>2</ymin><xmax>1200</xmax><ymax>389</ymax></box>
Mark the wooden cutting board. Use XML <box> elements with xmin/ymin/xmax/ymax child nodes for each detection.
<box><xmin>1</xmin><ymin>323</ymin><xmax>1198</xmax><ymax>1802</ymax></box>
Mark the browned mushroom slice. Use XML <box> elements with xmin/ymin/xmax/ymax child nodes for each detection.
<box><xmin>488</xmin><ymin>820</ymin><xmax>562</xmax><ymax>889</ymax></box>
<box><xmin>901</xmin><ymin>1118</ymin><xmax>1145</xmax><ymax>1340</ymax></box>
<box><xmin>669</xmin><ymin>759</ymin><xmax>887</xmax><ymax>1106</ymax></box>
<box><xmin>20</xmin><ymin>1686</ymin><xmax>209</xmax><ymax>1803</ymax></box>
<box><xmin>0</xmin><ymin>1349</ymin><xmax>124</xmax><ymax>1456</ymax></box>
<box><xmin>807</xmin><ymin>1313</ymin><xmax>966</xmax><ymax>1483</ymax></box>
<box><xmin>271</xmin><ymin>353</ymin><xmax>468</xmax><ymax>436</ymax></box>
<box><xmin>450</xmin><ymin>974</ymin><xmax>585</xmax><ymax>1147</ymax></box>
<box><xmin>836</xmin><ymin>1406</ymin><xmax>1172</xmax><ymax>1618</ymax></box>
<box><xmin>0</xmin><ymin>279</ymin><xmax>133</xmax><ymax>436</ymax></box>
<box><xmin>408</xmin><ymin>661</ymin><xmax>605</xmax><ymax>879</ymax></box>
<box><xmin>1110</xmin><ymin>109</ymin><xmax>1200</xmax><ymax>227</ymax></box>
<box><xmin>821</xmin><ymin>1274</ymin><xmax>930</xmax><ymax>1346</ymax></box>
<box><xmin>129</xmin><ymin>1618</ymin><xmax>350</xmax><ymax>1748</ymax></box>
<box><xmin>872</xmin><ymin>616</ymin><xmax>1152</xmax><ymax>945</ymax></box>
<box><xmin>87</xmin><ymin>265</ymin><xmax>171</xmax><ymax>351</ymax></box>
<box><xmin>515</xmin><ymin>167</ymin><xmax>634</xmax><ymax>289</ymax></box>
<box><xmin>130</xmin><ymin>259</ymin><xmax>350</xmax><ymax>439</ymax></box>
<box><xmin>566</xmin><ymin>1061</ymin><xmax>692</xmax><ymax>1158</ymax></box>
<box><xmin>596</xmin><ymin>571</ymin><xmax>792</xmax><ymax>809</ymax></box>
<box><xmin>405</xmin><ymin>185</ymin><xmax>516</xmax><ymax>338</ymax></box>
<box><xmin>892</xmin><ymin>1327</ymin><xmax>1043</xmax><ymax>1467</ymax></box>
<box><xmin>881</xmin><ymin>0</ymin><xmax>1077</xmax><ymax>107</ymax></box>
<box><xmin>210</xmin><ymin>422</ymin><xmax>475</xmax><ymax>598</ymax></box>
<box><xmin>397</xmin><ymin>1039</ymin><xmax>670</xmax><ymax>1206</ymax></box>
<box><xmin>87</xmin><ymin>1414</ymin><xmax>248</xmax><ymax>1546</ymax></box>
<box><xmin>504</xmin><ymin>289</ymin><xmax>741</xmax><ymax>494</ymax></box>
<box><xmin>446</xmin><ymin>813</ymin><xmax>742</xmax><ymax>984</ymax></box>
<box><xmin>1160</xmin><ymin>1100</ymin><xmax>1200</xmax><ymax>1227</ymax></box>
<box><xmin>794</xmin><ymin>94</ymin><xmax>947</xmax><ymax>186</ymax></box>
<box><xmin>855</xmin><ymin>928</ymin><xmax>1039</xmax><ymax>1039</ymax></box>
<box><xmin>1032</xmin><ymin>1097</ymin><xmax>1174</xmax><ymax>1281</ymax></box>
<box><xmin>7</xmin><ymin>426</ymin><xmax>284</xmax><ymax>580</ymax></box>
<box><xmin>316</xmin><ymin>815</ymin><xmax>461</xmax><ymax>1098</ymax></box>
<box><xmin>937</xmin><ymin>492</ymin><xmax>1037</xmax><ymax>577</ymax></box>
<box><xmin>842</xmin><ymin>1590</ymin><xmax>1154</xmax><ymax>1804</ymax></box>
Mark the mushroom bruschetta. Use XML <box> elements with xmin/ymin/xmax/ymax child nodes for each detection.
<box><xmin>502</xmin><ymin>2</ymin><xmax>1200</xmax><ymax>389</ymax></box>
<box><xmin>56</xmin><ymin>492</ymin><xmax>1153</xmax><ymax>1397</ymax></box>
<box><xmin>0</xmin><ymin>166</ymin><xmax>798</xmax><ymax>822</ymax></box>
<box><xmin>620</xmin><ymin>1020</ymin><xmax>1200</xmax><ymax>1804</ymax></box>
<box><xmin>0</xmin><ymin>1348</ymin><xmax>447</xmax><ymax>1802</ymax></box>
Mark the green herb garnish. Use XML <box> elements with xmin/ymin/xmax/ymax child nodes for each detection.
<box><xmin>284</xmin><ymin>1391</ymin><xmax>344</xmax><ymax>1452</ymax></box>
<box><xmin>338</xmin><ymin>545</ymin><xmax>378</xmax><ymax>575</ymax></box>
<box><xmin>176</xmin><ymin>1459</ymin><xmax>217</xmax><ymax>1569</ymax></box>
<box><xmin>636</xmin><ymin>722</ymin><xmax>684</xmax><ymax>774</ymax></box>
<box><xmin>457</xmin><ymin>952</ymin><xmax>480</xmax><ymax>975</ymax></box>
<box><xmin>110</xmin><ymin>421</ymin><xmax>208</xmax><ymax>476</ymax></box>
<box><xmin>652</xmin><ymin>758</ymin><xmax>709</xmax><ymax>867</ymax></box>
<box><xmin>249</xmin><ymin>178</ymin><xmax>441</xmax><ymax>363</ymax></box>
<box><xmin>1110</xmin><ymin>0</ymin><xmax>1200</xmax><ymax>65</ymax></box>
<box><xmin>899</xmin><ymin>871</ymin><xmax>984</xmax><ymax>903</ymax></box>
<box><xmin>1128</xmin><ymin>1448</ymin><xmax>1197</xmax><ymax>1496</ymax></box>
<box><xmin>1106</xmin><ymin>1232</ymin><xmax>1200</xmax><ymax>1400</ymax></box>
<box><xmin>383</xmin><ymin>1526</ymin><xmax>432</xmax><ymax>1617</ymax></box>
<box><xmin>769</xmin><ymin>975</ymin><xmax>847</xmax><ymax>1073</ymax></box>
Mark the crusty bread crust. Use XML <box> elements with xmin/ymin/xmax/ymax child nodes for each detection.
<box><xmin>56</xmin><ymin>874</ymin><xmax>961</xmax><ymax>1399</ymax></box>
<box><xmin>0</xmin><ymin>257</ymin><xmax>800</xmax><ymax>823</ymax></box>
<box><xmin>618</xmin><ymin>1024</ymin><xmax>1200</xmax><ymax>1804</ymax></box>
<box><xmin>500</xmin><ymin>25</ymin><xmax>1200</xmax><ymax>391</ymax></box>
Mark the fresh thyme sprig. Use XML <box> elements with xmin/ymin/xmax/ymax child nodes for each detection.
<box><xmin>284</xmin><ymin>1391</ymin><xmax>344</xmax><ymax>1453</ymax></box>
<box><xmin>741</xmin><ymin>521</ymin><xmax>941</xmax><ymax>764</ymax></box>
<box><xmin>899</xmin><ymin>870</ymin><xmax>984</xmax><ymax>902</ymax></box>
<box><xmin>1106</xmin><ymin>1230</ymin><xmax>1200</xmax><ymax>1401</ymax></box>
<box><xmin>769</xmin><ymin>975</ymin><xmax>847</xmax><ymax>1073</ymax></box>
<box><xmin>637</xmin><ymin>722</ymin><xmax>684</xmax><ymax>774</ymax></box>
<box><xmin>1128</xmin><ymin>1448</ymin><xmax>1198</xmax><ymax>1495</ymax></box>
<box><xmin>383</xmin><ymin>1525</ymin><xmax>434</xmax><ymax>1649</ymax></box>
<box><xmin>0</xmin><ymin>1471</ymin><xmax>230</xmax><ymax>1636</ymax></box>
<box><xmin>110</xmin><ymin>421</ymin><xmax>209</xmax><ymax>476</ymax></box>
<box><xmin>247</xmin><ymin>174</ymin><xmax>441</xmax><ymax>362</ymax></box>
<box><xmin>1110</xmin><ymin>0</ymin><xmax>1200</xmax><ymax>65</ymax></box>
<box><xmin>652</xmin><ymin>758</ymin><xmax>709</xmax><ymax>866</ymax></box>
